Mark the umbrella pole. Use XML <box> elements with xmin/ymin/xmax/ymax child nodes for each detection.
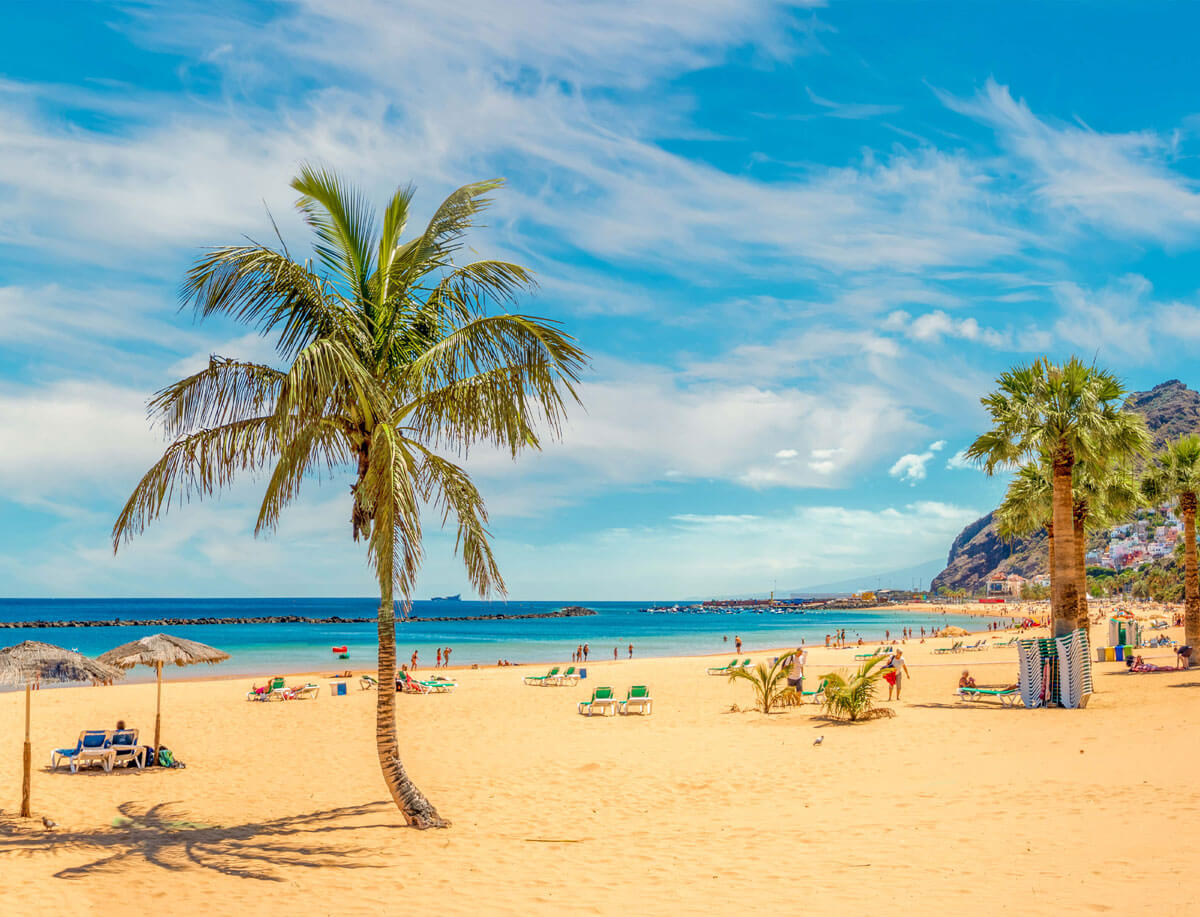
<box><xmin>21</xmin><ymin>683</ymin><xmax>31</xmax><ymax>818</ymax></box>
<box><xmin>154</xmin><ymin>662</ymin><xmax>162</xmax><ymax>756</ymax></box>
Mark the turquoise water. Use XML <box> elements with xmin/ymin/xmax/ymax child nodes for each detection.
<box><xmin>0</xmin><ymin>597</ymin><xmax>996</xmax><ymax>681</ymax></box>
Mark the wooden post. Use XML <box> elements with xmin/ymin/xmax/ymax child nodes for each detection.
<box><xmin>154</xmin><ymin>662</ymin><xmax>163</xmax><ymax>755</ymax></box>
<box><xmin>21</xmin><ymin>683</ymin><xmax>31</xmax><ymax>818</ymax></box>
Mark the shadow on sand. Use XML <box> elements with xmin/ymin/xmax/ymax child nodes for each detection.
<box><xmin>0</xmin><ymin>800</ymin><xmax>394</xmax><ymax>881</ymax></box>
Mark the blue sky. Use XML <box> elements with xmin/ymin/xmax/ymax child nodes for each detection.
<box><xmin>3</xmin><ymin>1</ymin><xmax>1200</xmax><ymax>600</ymax></box>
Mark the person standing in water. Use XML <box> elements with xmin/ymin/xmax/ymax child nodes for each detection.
<box><xmin>735</xmin><ymin>635</ymin><xmax>742</xmax><ymax>654</ymax></box>
<box><xmin>628</xmin><ymin>643</ymin><xmax>633</xmax><ymax>659</ymax></box>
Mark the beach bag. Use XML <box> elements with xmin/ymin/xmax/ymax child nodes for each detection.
<box><xmin>158</xmin><ymin>747</ymin><xmax>175</xmax><ymax>768</ymax></box>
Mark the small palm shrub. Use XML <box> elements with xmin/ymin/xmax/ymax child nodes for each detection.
<box><xmin>728</xmin><ymin>657</ymin><xmax>791</xmax><ymax>713</ymax></box>
<box><xmin>822</xmin><ymin>656</ymin><xmax>895</xmax><ymax>722</ymax></box>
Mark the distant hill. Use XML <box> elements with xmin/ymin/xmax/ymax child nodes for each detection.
<box><xmin>931</xmin><ymin>380</ymin><xmax>1200</xmax><ymax>593</ymax></box>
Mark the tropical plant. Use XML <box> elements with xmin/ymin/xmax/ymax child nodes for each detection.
<box><xmin>821</xmin><ymin>656</ymin><xmax>895</xmax><ymax>722</ymax></box>
<box><xmin>1141</xmin><ymin>435</ymin><xmax>1200</xmax><ymax>650</ymax></box>
<box><xmin>112</xmin><ymin>168</ymin><xmax>587</xmax><ymax>828</ymax></box>
<box><xmin>966</xmin><ymin>358</ymin><xmax>1149</xmax><ymax>635</ymax></box>
<box><xmin>727</xmin><ymin>656</ymin><xmax>792</xmax><ymax>713</ymax></box>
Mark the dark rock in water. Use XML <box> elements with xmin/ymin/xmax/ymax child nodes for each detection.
<box><xmin>932</xmin><ymin>379</ymin><xmax>1200</xmax><ymax>593</ymax></box>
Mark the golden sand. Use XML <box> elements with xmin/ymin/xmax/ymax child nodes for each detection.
<box><xmin>1</xmin><ymin>619</ymin><xmax>1196</xmax><ymax>916</ymax></box>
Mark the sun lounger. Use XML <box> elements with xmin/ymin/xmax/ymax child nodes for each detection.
<box><xmin>933</xmin><ymin>641</ymin><xmax>964</xmax><ymax>655</ymax></box>
<box><xmin>553</xmin><ymin>666</ymin><xmax>580</xmax><ymax>686</ymax></box>
<box><xmin>737</xmin><ymin>658</ymin><xmax>751</xmax><ymax>669</ymax></box>
<box><xmin>417</xmin><ymin>677</ymin><xmax>457</xmax><ymax>693</ymax></box>
<box><xmin>247</xmin><ymin>676</ymin><xmax>287</xmax><ymax>701</ymax></box>
<box><xmin>287</xmin><ymin>683</ymin><xmax>320</xmax><ymax>700</ymax></box>
<box><xmin>109</xmin><ymin>729</ymin><xmax>147</xmax><ymax>769</ymax></box>
<box><xmin>396</xmin><ymin>672</ymin><xmax>429</xmax><ymax>694</ymax></box>
<box><xmin>706</xmin><ymin>659</ymin><xmax>739</xmax><ymax>675</ymax></box>
<box><xmin>359</xmin><ymin>674</ymin><xmax>379</xmax><ymax>690</ymax></box>
<box><xmin>801</xmin><ymin>678</ymin><xmax>828</xmax><ymax>704</ymax></box>
<box><xmin>619</xmin><ymin>685</ymin><xmax>652</xmax><ymax>715</ymax></box>
<box><xmin>957</xmin><ymin>686</ymin><xmax>1021</xmax><ymax>707</ymax></box>
<box><xmin>992</xmin><ymin>637</ymin><xmax>1017</xmax><ymax>647</ymax></box>
<box><xmin>51</xmin><ymin>730</ymin><xmax>114</xmax><ymax>773</ymax></box>
<box><xmin>578</xmin><ymin>686</ymin><xmax>618</xmax><ymax>716</ymax></box>
<box><xmin>854</xmin><ymin>646</ymin><xmax>886</xmax><ymax>659</ymax></box>
<box><xmin>524</xmin><ymin>666</ymin><xmax>561</xmax><ymax>686</ymax></box>
<box><xmin>962</xmin><ymin>640</ymin><xmax>988</xmax><ymax>652</ymax></box>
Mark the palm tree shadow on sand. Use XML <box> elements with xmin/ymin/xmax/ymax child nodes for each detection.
<box><xmin>0</xmin><ymin>800</ymin><xmax>394</xmax><ymax>881</ymax></box>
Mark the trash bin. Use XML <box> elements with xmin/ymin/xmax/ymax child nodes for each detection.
<box><xmin>1096</xmin><ymin>646</ymin><xmax>1106</xmax><ymax>663</ymax></box>
<box><xmin>1113</xmin><ymin>645</ymin><xmax>1124</xmax><ymax>662</ymax></box>
<box><xmin>579</xmin><ymin>668</ymin><xmax>587</xmax><ymax>679</ymax></box>
<box><xmin>330</xmin><ymin>681</ymin><xmax>347</xmax><ymax>697</ymax></box>
<box><xmin>1105</xmin><ymin>646</ymin><xmax>1116</xmax><ymax>662</ymax></box>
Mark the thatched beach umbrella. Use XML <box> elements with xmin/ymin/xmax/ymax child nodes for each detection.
<box><xmin>941</xmin><ymin>625</ymin><xmax>969</xmax><ymax>637</ymax></box>
<box><xmin>98</xmin><ymin>634</ymin><xmax>229</xmax><ymax>755</ymax></box>
<box><xmin>0</xmin><ymin>641</ymin><xmax>124</xmax><ymax>818</ymax></box>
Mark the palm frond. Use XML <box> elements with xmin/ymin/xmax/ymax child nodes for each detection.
<box><xmin>149</xmin><ymin>357</ymin><xmax>285</xmax><ymax>438</ymax></box>
<box><xmin>111</xmin><ymin>416</ymin><xmax>281</xmax><ymax>549</ymax></box>
<box><xmin>291</xmin><ymin>164</ymin><xmax>378</xmax><ymax>303</ymax></box>
<box><xmin>356</xmin><ymin>423</ymin><xmax>423</xmax><ymax>607</ymax></box>
<box><xmin>254</xmin><ymin>420</ymin><xmax>354</xmax><ymax>536</ymax></box>
<box><xmin>181</xmin><ymin>244</ymin><xmax>363</xmax><ymax>358</ymax></box>
<box><xmin>411</xmin><ymin>446</ymin><xmax>505</xmax><ymax>599</ymax></box>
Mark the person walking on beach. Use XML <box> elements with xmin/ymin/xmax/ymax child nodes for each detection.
<box><xmin>436</xmin><ymin>648</ymin><xmax>442</xmax><ymax>668</ymax></box>
<box><xmin>411</xmin><ymin>650</ymin><xmax>418</xmax><ymax>670</ymax></box>
<box><xmin>613</xmin><ymin>646</ymin><xmax>618</xmax><ymax>660</ymax></box>
<box><xmin>786</xmin><ymin>646</ymin><xmax>807</xmax><ymax>691</ymax></box>
<box><xmin>883</xmin><ymin>648</ymin><xmax>910</xmax><ymax>701</ymax></box>
<box><xmin>735</xmin><ymin>635</ymin><xmax>742</xmax><ymax>654</ymax></box>
<box><xmin>628</xmin><ymin>643</ymin><xmax>633</xmax><ymax>659</ymax></box>
<box><xmin>576</xmin><ymin>645</ymin><xmax>582</xmax><ymax>662</ymax></box>
<box><xmin>584</xmin><ymin>643</ymin><xmax>590</xmax><ymax>661</ymax></box>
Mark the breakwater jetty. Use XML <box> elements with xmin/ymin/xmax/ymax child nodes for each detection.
<box><xmin>0</xmin><ymin>607</ymin><xmax>597</xmax><ymax>629</ymax></box>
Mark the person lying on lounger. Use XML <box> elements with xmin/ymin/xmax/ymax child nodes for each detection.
<box><xmin>1129</xmin><ymin>655</ymin><xmax>1175</xmax><ymax>673</ymax></box>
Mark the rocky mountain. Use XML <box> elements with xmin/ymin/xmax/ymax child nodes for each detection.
<box><xmin>930</xmin><ymin>380</ymin><xmax>1200</xmax><ymax>593</ymax></box>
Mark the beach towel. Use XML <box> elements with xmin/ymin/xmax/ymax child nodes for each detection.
<box><xmin>883</xmin><ymin>671</ymin><xmax>897</xmax><ymax>686</ymax></box>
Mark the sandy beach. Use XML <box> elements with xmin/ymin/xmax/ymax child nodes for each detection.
<box><xmin>2</xmin><ymin>618</ymin><xmax>1197</xmax><ymax>916</ymax></box>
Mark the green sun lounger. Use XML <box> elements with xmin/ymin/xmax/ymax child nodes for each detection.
<box><xmin>524</xmin><ymin>666</ymin><xmax>561</xmax><ymax>686</ymax></box>
<box><xmin>800</xmin><ymin>678</ymin><xmax>827</xmax><ymax>704</ymax></box>
<box><xmin>555</xmin><ymin>666</ymin><xmax>580</xmax><ymax>686</ymax></box>
<box><xmin>933</xmin><ymin>641</ymin><xmax>963</xmax><ymax>655</ymax></box>
<box><xmin>578</xmin><ymin>686</ymin><xmax>618</xmax><ymax>716</ymax></box>
<box><xmin>418</xmin><ymin>677</ymin><xmax>457</xmax><ymax>693</ymax></box>
<box><xmin>706</xmin><ymin>659</ymin><xmax>738</xmax><ymax>675</ymax></box>
<box><xmin>957</xmin><ymin>686</ymin><xmax>1021</xmax><ymax>707</ymax></box>
<box><xmin>619</xmin><ymin>685</ymin><xmax>652</xmax><ymax>715</ymax></box>
<box><xmin>854</xmin><ymin>646</ymin><xmax>886</xmax><ymax>659</ymax></box>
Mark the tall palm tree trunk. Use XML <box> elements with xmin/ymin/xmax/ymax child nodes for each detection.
<box><xmin>1046</xmin><ymin>521</ymin><xmax>1055</xmax><ymax>596</ymax></box>
<box><xmin>375</xmin><ymin>578</ymin><xmax>448</xmax><ymax>828</ymax></box>
<box><xmin>1050</xmin><ymin>446</ymin><xmax>1078</xmax><ymax>637</ymax></box>
<box><xmin>1182</xmin><ymin>493</ymin><xmax>1200</xmax><ymax>653</ymax></box>
<box><xmin>1073</xmin><ymin>499</ymin><xmax>1089</xmax><ymax>631</ymax></box>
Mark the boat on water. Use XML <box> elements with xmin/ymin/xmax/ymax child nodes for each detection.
<box><xmin>430</xmin><ymin>594</ymin><xmax>462</xmax><ymax>602</ymax></box>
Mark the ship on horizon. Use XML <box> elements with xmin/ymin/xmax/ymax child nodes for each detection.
<box><xmin>430</xmin><ymin>594</ymin><xmax>462</xmax><ymax>602</ymax></box>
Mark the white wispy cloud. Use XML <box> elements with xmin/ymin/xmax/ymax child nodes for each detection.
<box><xmin>940</xmin><ymin>77</ymin><xmax>1200</xmax><ymax>243</ymax></box>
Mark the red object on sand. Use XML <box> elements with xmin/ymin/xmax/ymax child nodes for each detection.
<box><xmin>883</xmin><ymin>672</ymin><xmax>897</xmax><ymax>686</ymax></box>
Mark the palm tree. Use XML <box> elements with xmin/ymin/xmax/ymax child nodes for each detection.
<box><xmin>1142</xmin><ymin>435</ymin><xmax>1200</xmax><ymax>651</ymax></box>
<box><xmin>727</xmin><ymin>657</ymin><xmax>792</xmax><ymax>713</ymax></box>
<box><xmin>112</xmin><ymin>167</ymin><xmax>587</xmax><ymax>828</ymax></box>
<box><xmin>966</xmin><ymin>358</ymin><xmax>1148</xmax><ymax>635</ymax></box>
<box><xmin>821</xmin><ymin>656</ymin><xmax>894</xmax><ymax>722</ymax></box>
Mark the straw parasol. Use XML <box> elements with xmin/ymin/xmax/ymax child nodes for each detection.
<box><xmin>98</xmin><ymin>634</ymin><xmax>229</xmax><ymax>755</ymax></box>
<box><xmin>941</xmin><ymin>625</ymin><xmax>969</xmax><ymax>637</ymax></box>
<box><xmin>0</xmin><ymin>641</ymin><xmax>124</xmax><ymax>818</ymax></box>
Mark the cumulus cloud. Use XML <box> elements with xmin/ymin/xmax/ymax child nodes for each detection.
<box><xmin>883</xmin><ymin>308</ymin><xmax>1013</xmax><ymax>348</ymax></box>
<box><xmin>888</xmin><ymin>440</ymin><xmax>945</xmax><ymax>486</ymax></box>
<box><xmin>946</xmin><ymin>449</ymin><xmax>976</xmax><ymax>471</ymax></box>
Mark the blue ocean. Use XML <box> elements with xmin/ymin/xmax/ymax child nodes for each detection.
<box><xmin>0</xmin><ymin>597</ymin><xmax>993</xmax><ymax>681</ymax></box>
